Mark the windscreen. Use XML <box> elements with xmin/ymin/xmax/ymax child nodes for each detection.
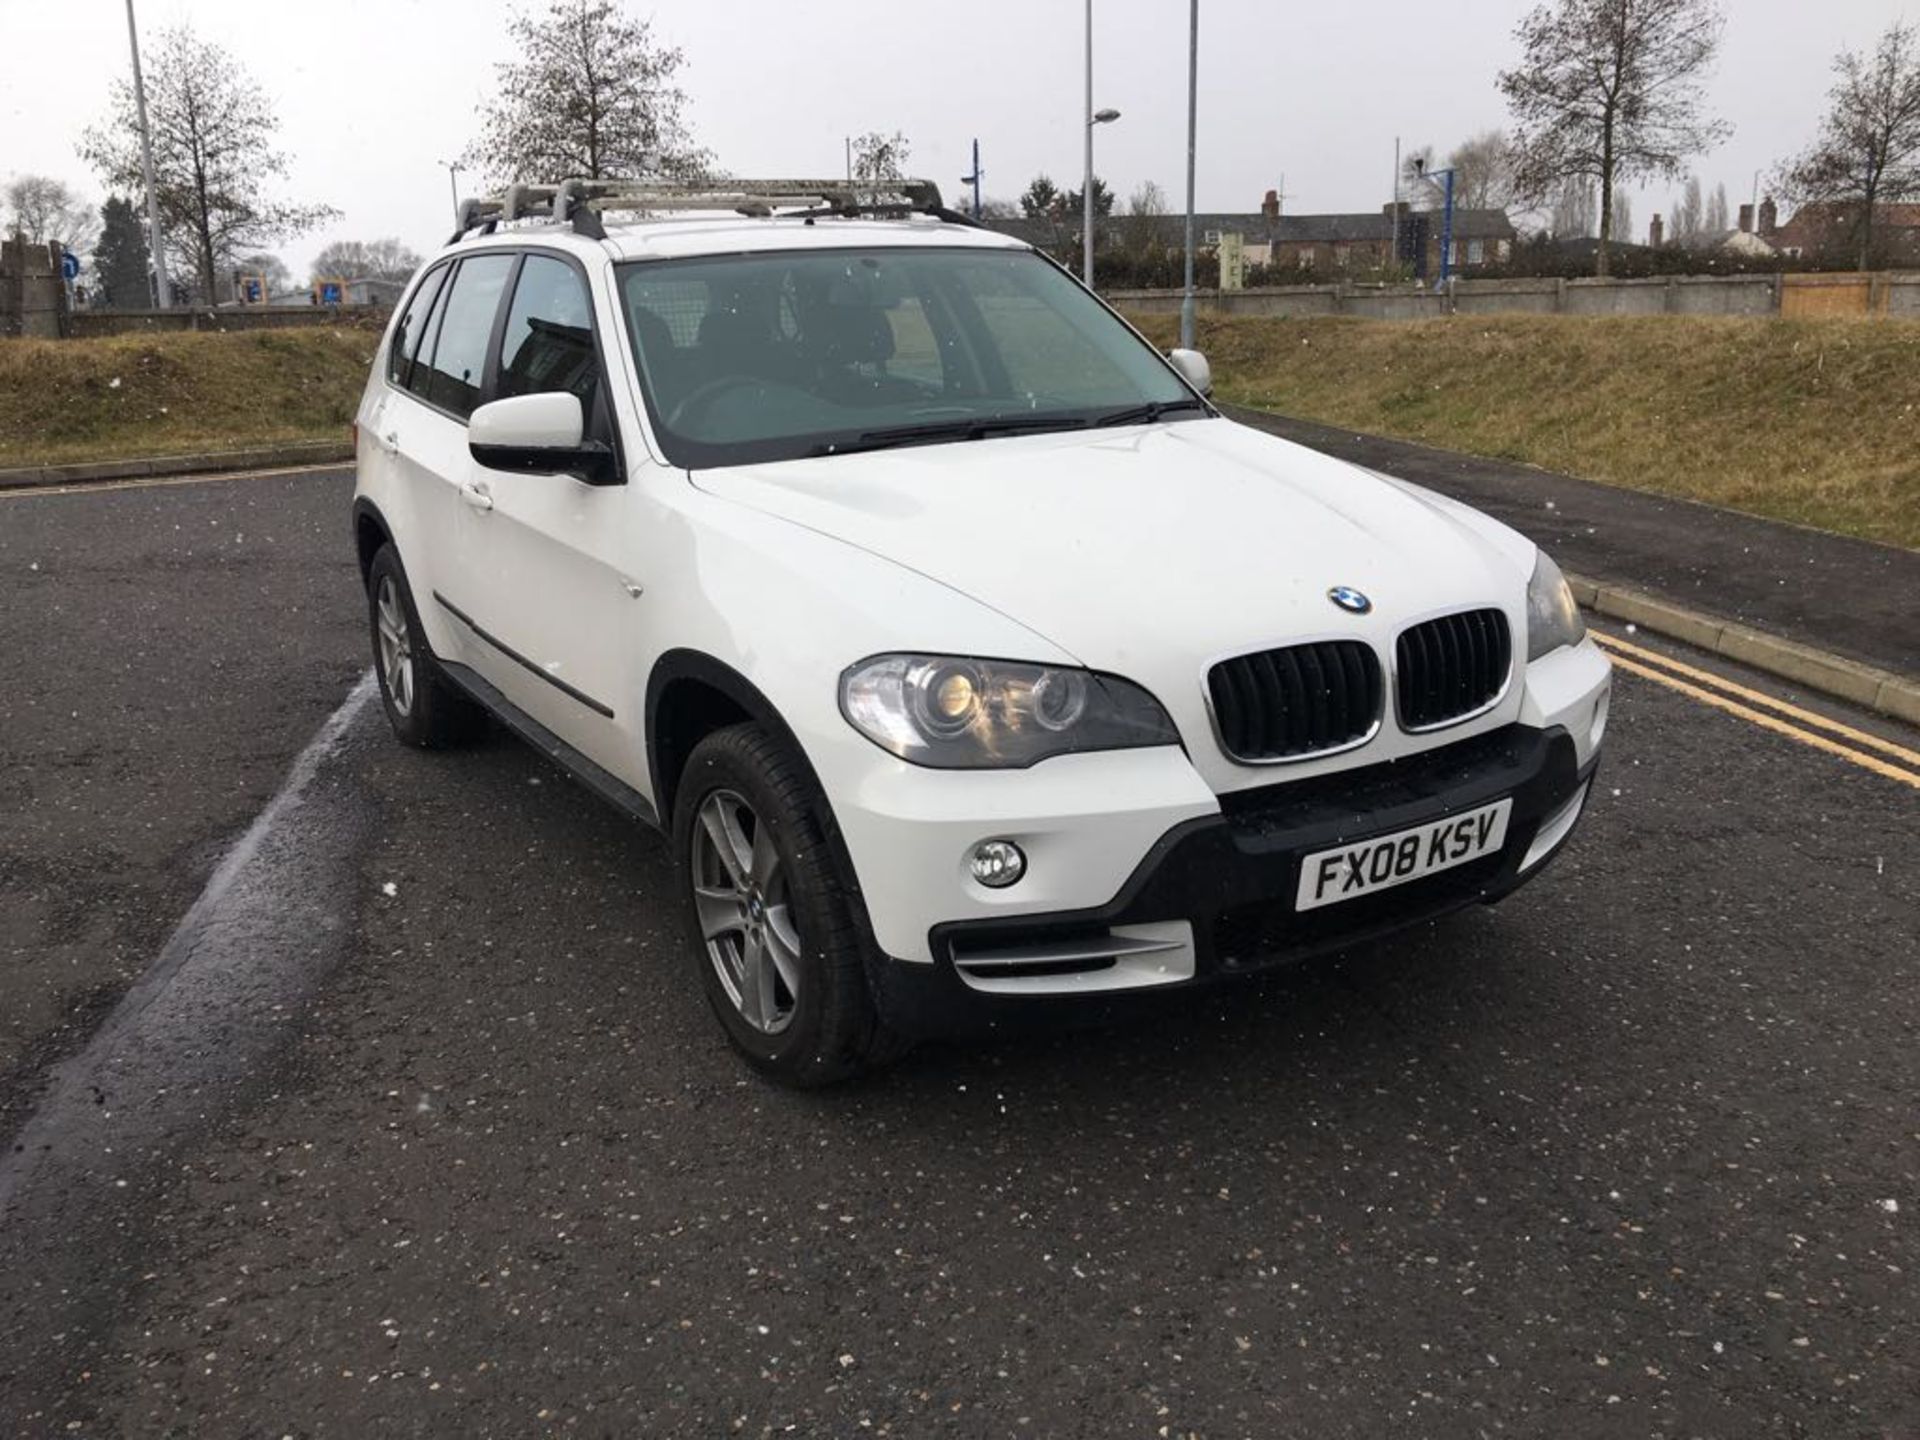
<box><xmin>616</xmin><ymin>246</ymin><xmax>1204</xmax><ymax>468</ymax></box>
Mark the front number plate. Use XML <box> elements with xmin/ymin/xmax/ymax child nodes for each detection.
<box><xmin>1295</xmin><ymin>799</ymin><xmax>1513</xmax><ymax>912</ymax></box>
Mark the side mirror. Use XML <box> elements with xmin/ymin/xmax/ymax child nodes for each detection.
<box><xmin>469</xmin><ymin>392</ymin><xmax>618</xmax><ymax>484</ymax></box>
<box><xmin>1168</xmin><ymin>347</ymin><xmax>1212</xmax><ymax>397</ymax></box>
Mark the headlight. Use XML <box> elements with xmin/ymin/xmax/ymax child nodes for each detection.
<box><xmin>840</xmin><ymin>654</ymin><xmax>1179</xmax><ymax>769</ymax></box>
<box><xmin>1525</xmin><ymin>551</ymin><xmax>1586</xmax><ymax>661</ymax></box>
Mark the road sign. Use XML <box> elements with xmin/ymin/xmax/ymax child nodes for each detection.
<box><xmin>60</xmin><ymin>252</ymin><xmax>81</xmax><ymax>281</ymax></box>
<box><xmin>318</xmin><ymin>280</ymin><xmax>343</xmax><ymax>305</ymax></box>
<box><xmin>1220</xmin><ymin>232</ymin><xmax>1245</xmax><ymax>291</ymax></box>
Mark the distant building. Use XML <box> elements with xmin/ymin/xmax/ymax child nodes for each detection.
<box><xmin>1265</xmin><ymin>201</ymin><xmax>1516</xmax><ymax>277</ymax></box>
<box><xmin>264</xmin><ymin>277</ymin><xmax>406</xmax><ymax>308</ymax></box>
<box><xmin>1770</xmin><ymin>200</ymin><xmax>1920</xmax><ymax>267</ymax></box>
<box><xmin>984</xmin><ymin>190</ymin><xmax>1518</xmax><ymax>281</ymax></box>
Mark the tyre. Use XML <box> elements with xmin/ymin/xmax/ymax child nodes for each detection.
<box><xmin>673</xmin><ymin>723</ymin><xmax>903</xmax><ymax>1086</ymax></box>
<box><xmin>366</xmin><ymin>543</ymin><xmax>485</xmax><ymax>748</ymax></box>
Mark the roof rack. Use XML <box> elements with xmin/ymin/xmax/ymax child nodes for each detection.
<box><xmin>447</xmin><ymin>177</ymin><xmax>978</xmax><ymax>243</ymax></box>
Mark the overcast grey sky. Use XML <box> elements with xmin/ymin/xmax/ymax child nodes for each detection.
<box><xmin>2</xmin><ymin>0</ymin><xmax>1912</xmax><ymax>274</ymax></box>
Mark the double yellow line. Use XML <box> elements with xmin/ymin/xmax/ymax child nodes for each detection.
<box><xmin>1592</xmin><ymin>631</ymin><xmax>1920</xmax><ymax>791</ymax></box>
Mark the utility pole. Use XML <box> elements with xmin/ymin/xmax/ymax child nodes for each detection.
<box><xmin>1081</xmin><ymin>3</ymin><xmax>1122</xmax><ymax>285</ymax></box>
<box><xmin>1084</xmin><ymin>0</ymin><xmax>1095</xmax><ymax>285</ymax></box>
<box><xmin>1179</xmin><ymin>0</ymin><xmax>1198</xmax><ymax>349</ymax></box>
<box><xmin>961</xmin><ymin>139</ymin><xmax>983</xmax><ymax>220</ymax></box>
<box><xmin>124</xmin><ymin>0</ymin><xmax>170</xmax><ymax>308</ymax></box>
<box><xmin>1390</xmin><ymin>137</ymin><xmax>1400</xmax><ymax>278</ymax></box>
<box><xmin>1413</xmin><ymin>159</ymin><xmax>1457</xmax><ymax>288</ymax></box>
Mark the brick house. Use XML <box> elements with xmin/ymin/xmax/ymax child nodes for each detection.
<box><xmin>1143</xmin><ymin>193</ymin><xmax>1516</xmax><ymax>278</ymax></box>
<box><xmin>1769</xmin><ymin>200</ymin><xmax>1920</xmax><ymax>267</ymax></box>
<box><xmin>985</xmin><ymin>192</ymin><xmax>1516</xmax><ymax>281</ymax></box>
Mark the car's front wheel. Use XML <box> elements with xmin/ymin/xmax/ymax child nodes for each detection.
<box><xmin>673</xmin><ymin>723</ymin><xmax>902</xmax><ymax>1086</ymax></box>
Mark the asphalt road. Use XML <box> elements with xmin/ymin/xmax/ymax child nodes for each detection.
<box><xmin>3</xmin><ymin>467</ymin><xmax>1917</xmax><ymax>1439</ymax></box>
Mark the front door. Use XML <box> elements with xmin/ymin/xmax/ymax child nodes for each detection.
<box><xmin>453</xmin><ymin>253</ymin><xmax>645</xmax><ymax>784</ymax></box>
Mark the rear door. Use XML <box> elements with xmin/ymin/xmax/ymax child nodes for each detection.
<box><xmin>454</xmin><ymin>251</ymin><xmax>642</xmax><ymax>780</ymax></box>
<box><xmin>392</xmin><ymin>252</ymin><xmax>517</xmax><ymax>666</ymax></box>
<box><xmin>365</xmin><ymin>260</ymin><xmax>459</xmax><ymax>647</ymax></box>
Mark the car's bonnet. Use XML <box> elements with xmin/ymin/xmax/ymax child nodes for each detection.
<box><xmin>689</xmin><ymin>417</ymin><xmax>1530</xmax><ymax>678</ymax></box>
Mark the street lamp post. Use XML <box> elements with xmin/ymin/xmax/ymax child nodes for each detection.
<box><xmin>1179</xmin><ymin>0</ymin><xmax>1199</xmax><ymax>349</ymax></box>
<box><xmin>1082</xmin><ymin>0</ymin><xmax>1120</xmax><ymax>286</ymax></box>
<box><xmin>123</xmin><ymin>0</ymin><xmax>170</xmax><ymax>308</ymax></box>
<box><xmin>439</xmin><ymin>161</ymin><xmax>462</xmax><ymax>225</ymax></box>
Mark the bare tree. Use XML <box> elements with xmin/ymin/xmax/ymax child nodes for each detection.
<box><xmin>850</xmin><ymin>131</ymin><xmax>911</xmax><ymax>188</ymax></box>
<box><xmin>1500</xmin><ymin>0</ymin><xmax>1730</xmax><ymax>275</ymax></box>
<box><xmin>310</xmin><ymin>238</ymin><xmax>423</xmax><ymax>284</ymax></box>
<box><xmin>1551</xmin><ymin>179</ymin><xmax>1598</xmax><ymax>238</ymax></box>
<box><xmin>235</xmin><ymin>251</ymin><xmax>291</xmax><ymax>295</ymax></box>
<box><xmin>468</xmin><ymin>0</ymin><xmax>709</xmax><ymax>184</ymax></box>
<box><xmin>1450</xmin><ymin>130</ymin><xmax>1524</xmax><ymax>212</ymax></box>
<box><xmin>1611</xmin><ymin>190</ymin><xmax>1633</xmax><ymax>243</ymax></box>
<box><xmin>1705</xmin><ymin>181</ymin><xmax>1729</xmax><ymax>233</ymax></box>
<box><xmin>4</xmin><ymin>175</ymin><xmax>99</xmax><ymax>253</ymax></box>
<box><xmin>1669</xmin><ymin>174</ymin><xmax>1704</xmax><ymax>242</ymax></box>
<box><xmin>1779</xmin><ymin>21</ymin><xmax>1920</xmax><ymax>269</ymax></box>
<box><xmin>1121</xmin><ymin>180</ymin><xmax>1172</xmax><ymax>254</ymax></box>
<box><xmin>80</xmin><ymin>26</ymin><xmax>334</xmax><ymax>301</ymax></box>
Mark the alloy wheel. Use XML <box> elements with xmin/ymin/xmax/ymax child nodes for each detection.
<box><xmin>690</xmin><ymin>789</ymin><xmax>801</xmax><ymax>1035</ymax></box>
<box><xmin>375</xmin><ymin>575</ymin><xmax>415</xmax><ymax>717</ymax></box>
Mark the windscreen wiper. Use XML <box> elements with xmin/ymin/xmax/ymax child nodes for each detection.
<box><xmin>1090</xmin><ymin>397</ymin><xmax>1211</xmax><ymax>429</ymax></box>
<box><xmin>811</xmin><ymin>414</ymin><xmax>1088</xmax><ymax>456</ymax></box>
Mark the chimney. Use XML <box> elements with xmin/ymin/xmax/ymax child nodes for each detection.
<box><xmin>1758</xmin><ymin>196</ymin><xmax>1778</xmax><ymax>237</ymax></box>
<box><xmin>1649</xmin><ymin>214</ymin><xmax>1665</xmax><ymax>248</ymax></box>
<box><xmin>1738</xmin><ymin>203</ymin><xmax>1754</xmax><ymax>234</ymax></box>
<box><xmin>1261</xmin><ymin>188</ymin><xmax>1279</xmax><ymax>221</ymax></box>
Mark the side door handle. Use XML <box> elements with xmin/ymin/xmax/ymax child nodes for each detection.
<box><xmin>379</xmin><ymin>428</ymin><xmax>400</xmax><ymax>452</ymax></box>
<box><xmin>460</xmin><ymin>481</ymin><xmax>494</xmax><ymax>513</ymax></box>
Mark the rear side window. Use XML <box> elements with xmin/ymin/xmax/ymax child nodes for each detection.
<box><xmin>419</xmin><ymin>254</ymin><xmax>515</xmax><ymax>420</ymax></box>
<box><xmin>386</xmin><ymin>262</ymin><xmax>449</xmax><ymax>389</ymax></box>
<box><xmin>497</xmin><ymin>255</ymin><xmax>600</xmax><ymax>417</ymax></box>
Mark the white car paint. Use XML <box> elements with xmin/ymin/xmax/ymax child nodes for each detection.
<box><xmin>355</xmin><ymin>212</ymin><xmax>1611</xmax><ymax>980</ymax></box>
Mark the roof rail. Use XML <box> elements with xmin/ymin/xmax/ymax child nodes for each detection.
<box><xmin>447</xmin><ymin>177</ymin><xmax>972</xmax><ymax>243</ymax></box>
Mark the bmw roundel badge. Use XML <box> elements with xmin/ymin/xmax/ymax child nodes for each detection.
<box><xmin>1327</xmin><ymin>586</ymin><xmax>1372</xmax><ymax>615</ymax></box>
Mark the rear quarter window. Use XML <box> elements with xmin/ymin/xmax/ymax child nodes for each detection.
<box><xmin>386</xmin><ymin>262</ymin><xmax>451</xmax><ymax>390</ymax></box>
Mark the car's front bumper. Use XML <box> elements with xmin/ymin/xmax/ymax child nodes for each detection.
<box><xmin>867</xmin><ymin>715</ymin><xmax>1597</xmax><ymax>1036</ymax></box>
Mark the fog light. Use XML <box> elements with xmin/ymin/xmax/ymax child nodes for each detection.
<box><xmin>968</xmin><ymin>840</ymin><xmax>1027</xmax><ymax>889</ymax></box>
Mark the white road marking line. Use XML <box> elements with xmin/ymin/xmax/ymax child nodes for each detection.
<box><xmin>0</xmin><ymin>672</ymin><xmax>377</xmax><ymax>1216</ymax></box>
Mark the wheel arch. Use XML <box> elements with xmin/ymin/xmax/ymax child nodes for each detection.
<box><xmin>352</xmin><ymin>496</ymin><xmax>393</xmax><ymax>590</ymax></box>
<box><xmin>646</xmin><ymin>649</ymin><xmax>827</xmax><ymax>831</ymax></box>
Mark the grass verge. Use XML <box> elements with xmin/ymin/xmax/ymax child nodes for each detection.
<box><xmin>1128</xmin><ymin>312</ymin><xmax>1920</xmax><ymax>549</ymax></box>
<box><xmin>0</xmin><ymin>328</ymin><xmax>377</xmax><ymax>468</ymax></box>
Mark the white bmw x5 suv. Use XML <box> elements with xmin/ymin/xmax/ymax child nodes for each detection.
<box><xmin>352</xmin><ymin>178</ymin><xmax>1610</xmax><ymax>1085</ymax></box>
